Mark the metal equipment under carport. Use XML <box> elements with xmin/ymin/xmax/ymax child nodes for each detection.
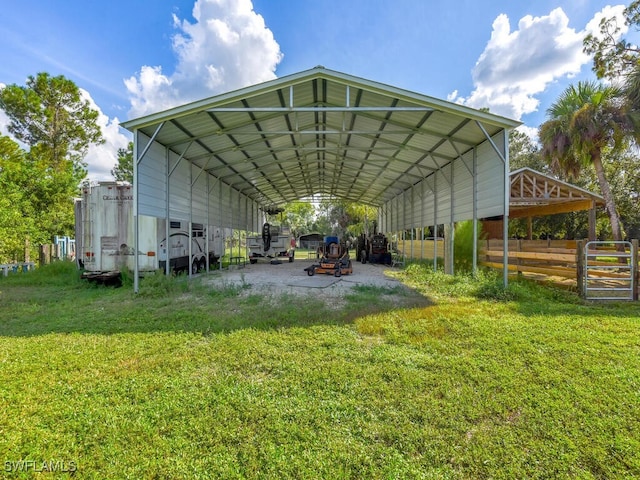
<box><xmin>304</xmin><ymin>236</ymin><xmax>353</xmax><ymax>277</ymax></box>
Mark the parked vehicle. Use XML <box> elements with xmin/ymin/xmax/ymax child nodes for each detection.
<box><xmin>356</xmin><ymin>232</ymin><xmax>392</xmax><ymax>265</ymax></box>
<box><xmin>246</xmin><ymin>223</ymin><xmax>294</xmax><ymax>264</ymax></box>
<box><xmin>158</xmin><ymin>220</ymin><xmax>224</xmax><ymax>274</ymax></box>
<box><xmin>75</xmin><ymin>182</ymin><xmax>224</xmax><ymax>280</ymax></box>
<box><xmin>304</xmin><ymin>236</ymin><xmax>353</xmax><ymax>277</ymax></box>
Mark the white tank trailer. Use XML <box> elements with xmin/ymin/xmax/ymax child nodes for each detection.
<box><xmin>74</xmin><ymin>182</ymin><xmax>224</xmax><ymax>283</ymax></box>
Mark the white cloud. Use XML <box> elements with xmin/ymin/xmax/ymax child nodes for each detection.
<box><xmin>515</xmin><ymin>124</ymin><xmax>540</xmax><ymax>144</ymax></box>
<box><xmin>81</xmin><ymin>89</ymin><xmax>131</xmax><ymax>182</ymax></box>
<box><xmin>450</xmin><ymin>5</ymin><xmax>627</xmax><ymax>120</ymax></box>
<box><xmin>125</xmin><ymin>0</ymin><xmax>283</xmax><ymax>118</ymax></box>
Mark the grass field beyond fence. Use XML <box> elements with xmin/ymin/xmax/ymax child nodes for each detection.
<box><xmin>1</xmin><ymin>262</ymin><xmax>639</xmax><ymax>479</ymax></box>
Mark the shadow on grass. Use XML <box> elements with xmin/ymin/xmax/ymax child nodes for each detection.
<box><xmin>0</xmin><ymin>262</ymin><xmax>433</xmax><ymax>337</ymax></box>
<box><xmin>2</xmin><ymin>261</ymin><xmax>638</xmax><ymax>338</ymax></box>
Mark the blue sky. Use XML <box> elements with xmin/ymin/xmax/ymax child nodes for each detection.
<box><xmin>1</xmin><ymin>0</ymin><xmax>636</xmax><ymax>180</ymax></box>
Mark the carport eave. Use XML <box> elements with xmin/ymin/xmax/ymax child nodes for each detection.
<box><xmin>120</xmin><ymin>66</ymin><xmax>522</xmax><ymax>133</ymax></box>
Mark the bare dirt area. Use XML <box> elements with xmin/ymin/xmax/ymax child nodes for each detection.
<box><xmin>202</xmin><ymin>257</ymin><xmax>420</xmax><ymax>308</ymax></box>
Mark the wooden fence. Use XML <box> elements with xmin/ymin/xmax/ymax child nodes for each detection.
<box><xmin>396</xmin><ymin>238</ymin><xmax>445</xmax><ymax>261</ymax></box>
<box><xmin>480</xmin><ymin>239</ymin><xmax>580</xmax><ymax>280</ymax></box>
<box><xmin>395</xmin><ymin>237</ymin><xmax>638</xmax><ymax>300</ymax></box>
<box><xmin>479</xmin><ymin>239</ymin><xmax>639</xmax><ymax>300</ymax></box>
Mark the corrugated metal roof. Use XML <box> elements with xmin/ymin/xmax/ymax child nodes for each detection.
<box><xmin>121</xmin><ymin>66</ymin><xmax>520</xmax><ymax>209</ymax></box>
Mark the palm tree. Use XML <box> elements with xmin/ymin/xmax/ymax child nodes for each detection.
<box><xmin>538</xmin><ymin>81</ymin><xmax>631</xmax><ymax>242</ymax></box>
<box><xmin>622</xmin><ymin>62</ymin><xmax>640</xmax><ymax>141</ymax></box>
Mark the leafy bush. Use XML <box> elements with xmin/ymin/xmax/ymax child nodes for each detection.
<box><xmin>454</xmin><ymin>220</ymin><xmax>485</xmax><ymax>273</ymax></box>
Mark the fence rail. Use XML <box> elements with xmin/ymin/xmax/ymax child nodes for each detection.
<box><xmin>478</xmin><ymin>239</ymin><xmax>639</xmax><ymax>300</ymax></box>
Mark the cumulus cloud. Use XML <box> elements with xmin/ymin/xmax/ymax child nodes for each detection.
<box><xmin>451</xmin><ymin>5</ymin><xmax>627</xmax><ymax>120</ymax></box>
<box><xmin>125</xmin><ymin>0</ymin><xmax>283</xmax><ymax>118</ymax></box>
<box><xmin>81</xmin><ymin>89</ymin><xmax>131</xmax><ymax>182</ymax></box>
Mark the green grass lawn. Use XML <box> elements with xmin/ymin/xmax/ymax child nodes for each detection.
<box><xmin>1</xmin><ymin>262</ymin><xmax>639</xmax><ymax>479</ymax></box>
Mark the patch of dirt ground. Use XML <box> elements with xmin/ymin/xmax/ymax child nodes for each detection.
<box><xmin>202</xmin><ymin>256</ymin><xmax>416</xmax><ymax>307</ymax></box>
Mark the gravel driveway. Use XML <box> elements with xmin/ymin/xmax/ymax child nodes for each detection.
<box><xmin>203</xmin><ymin>256</ymin><xmax>407</xmax><ymax>301</ymax></box>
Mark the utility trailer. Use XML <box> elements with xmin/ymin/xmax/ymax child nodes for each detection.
<box><xmin>75</xmin><ymin>182</ymin><xmax>224</xmax><ymax>282</ymax></box>
<box><xmin>247</xmin><ymin>223</ymin><xmax>294</xmax><ymax>264</ymax></box>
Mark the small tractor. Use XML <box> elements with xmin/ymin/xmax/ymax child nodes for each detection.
<box><xmin>356</xmin><ymin>232</ymin><xmax>392</xmax><ymax>265</ymax></box>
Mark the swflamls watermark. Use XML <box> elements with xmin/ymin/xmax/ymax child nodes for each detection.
<box><xmin>4</xmin><ymin>459</ymin><xmax>77</xmax><ymax>473</ymax></box>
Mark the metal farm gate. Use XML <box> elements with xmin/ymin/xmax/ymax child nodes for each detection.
<box><xmin>581</xmin><ymin>241</ymin><xmax>638</xmax><ymax>301</ymax></box>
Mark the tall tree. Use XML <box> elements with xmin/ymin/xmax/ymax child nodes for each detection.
<box><xmin>538</xmin><ymin>81</ymin><xmax>631</xmax><ymax>242</ymax></box>
<box><xmin>0</xmin><ymin>135</ymin><xmax>39</xmax><ymax>262</ymax></box>
<box><xmin>622</xmin><ymin>63</ymin><xmax>640</xmax><ymax>139</ymax></box>
<box><xmin>282</xmin><ymin>201</ymin><xmax>314</xmax><ymax>237</ymax></box>
<box><xmin>508</xmin><ymin>129</ymin><xmax>546</xmax><ymax>172</ymax></box>
<box><xmin>0</xmin><ymin>72</ymin><xmax>103</xmax><ymax>179</ymax></box>
<box><xmin>111</xmin><ymin>141</ymin><xmax>133</xmax><ymax>183</ymax></box>
<box><xmin>583</xmin><ymin>1</ymin><xmax>640</xmax><ymax>80</ymax></box>
<box><xmin>0</xmin><ymin>73</ymin><xmax>104</xmax><ymax>238</ymax></box>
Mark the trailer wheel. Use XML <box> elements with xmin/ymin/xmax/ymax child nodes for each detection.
<box><xmin>307</xmin><ymin>267</ymin><xmax>315</xmax><ymax>276</ymax></box>
<box><xmin>334</xmin><ymin>268</ymin><xmax>341</xmax><ymax>277</ymax></box>
<box><xmin>249</xmin><ymin>258</ymin><xmax>257</xmax><ymax>264</ymax></box>
<box><xmin>191</xmin><ymin>260</ymin><xmax>199</xmax><ymax>274</ymax></box>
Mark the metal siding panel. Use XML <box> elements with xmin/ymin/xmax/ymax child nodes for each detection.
<box><xmin>208</xmin><ymin>177</ymin><xmax>222</xmax><ymax>228</ymax></box>
<box><xmin>169</xmin><ymin>159</ymin><xmax>190</xmax><ymax>221</ymax></box>
<box><xmin>476</xmin><ymin>136</ymin><xmax>506</xmax><ymax>218</ymax></box>
<box><xmin>436</xmin><ymin>168</ymin><xmax>452</xmax><ymax>224</ymax></box>
<box><xmin>191</xmin><ymin>165</ymin><xmax>208</xmax><ymax>224</ymax></box>
<box><xmin>408</xmin><ymin>182</ymin><xmax>424</xmax><ymax>228</ymax></box>
<box><xmin>453</xmin><ymin>155</ymin><xmax>474</xmax><ymax>221</ymax></box>
<box><xmin>219</xmin><ymin>183</ymin><xmax>233</xmax><ymax>227</ymax></box>
<box><xmin>138</xmin><ymin>135</ymin><xmax>167</xmax><ymax>219</ymax></box>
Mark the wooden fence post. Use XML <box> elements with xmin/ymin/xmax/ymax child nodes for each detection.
<box><xmin>576</xmin><ymin>240</ymin><xmax>585</xmax><ymax>299</ymax></box>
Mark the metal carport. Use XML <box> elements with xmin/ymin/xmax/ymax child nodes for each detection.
<box><xmin>121</xmin><ymin>67</ymin><xmax>521</xmax><ymax>292</ymax></box>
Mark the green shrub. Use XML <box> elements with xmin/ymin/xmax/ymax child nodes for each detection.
<box><xmin>454</xmin><ymin>220</ymin><xmax>485</xmax><ymax>273</ymax></box>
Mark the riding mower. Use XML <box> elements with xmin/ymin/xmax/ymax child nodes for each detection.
<box><xmin>304</xmin><ymin>236</ymin><xmax>353</xmax><ymax>277</ymax></box>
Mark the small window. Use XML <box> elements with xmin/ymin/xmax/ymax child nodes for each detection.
<box><xmin>170</xmin><ymin>221</ymin><xmax>181</xmax><ymax>229</ymax></box>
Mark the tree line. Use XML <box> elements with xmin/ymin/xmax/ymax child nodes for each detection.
<box><xmin>0</xmin><ymin>73</ymin><xmax>103</xmax><ymax>262</ymax></box>
<box><xmin>1</xmin><ymin>2</ymin><xmax>640</xmax><ymax>262</ymax></box>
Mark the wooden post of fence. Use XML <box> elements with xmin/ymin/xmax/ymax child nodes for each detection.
<box><xmin>633</xmin><ymin>239</ymin><xmax>638</xmax><ymax>301</ymax></box>
<box><xmin>576</xmin><ymin>240</ymin><xmax>585</xmax><ymax>298</ymax></box>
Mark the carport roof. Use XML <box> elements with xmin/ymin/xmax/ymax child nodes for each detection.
<box><xmin>121</xmin><ymin>66</ymin><xmax>520</xmax><ymax>208</ymax></box>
